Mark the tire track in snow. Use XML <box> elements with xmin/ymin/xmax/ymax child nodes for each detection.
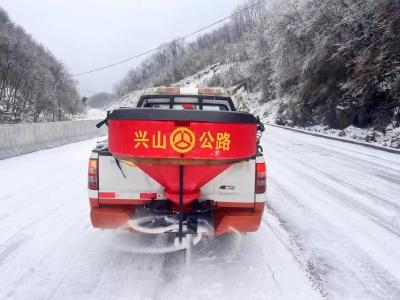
<box><xmin>266</xmin><ymin>129</ymin><xmax>400</xmax><ymax>175</ymax></box>
<box><xmin>0</xmin><ymin>234</ymin><xmax>29</xmax><ymax>266</ymax></box>
<box><xmin>267</xmin><ymin>176</ymin><xmax>400</xmax><ymax>299</ymax></box>
<box><xmin>268</xmin><ymin>141</ymin><xmax>400</xmax><ymax>236</ymax></box>
<box><xmin>262</xmin><ymin>210</ymin><xmax>328</xmax><ymax>298</ymax></box>
<box><xmin>266</xmin><ymin>133</ymin><xmax>400</xmax><ymax>218</ymax></box>
<box><xmin>264</xmin><ymin>126</ymin><xmax>400</xmax><ymax>299</ymax></box>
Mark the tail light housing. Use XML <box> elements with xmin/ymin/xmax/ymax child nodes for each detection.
<box><xmin>88</xmin><ymin>159</ymin><xmax>98</xmax><ymax>190</ymax></box>
<box><xmin>255</xmin><ymin>162</ymin><xmax>266</xmax><ymax>194</ymax></box>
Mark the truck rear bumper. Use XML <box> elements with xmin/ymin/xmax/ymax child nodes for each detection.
<box><xmin>89</xmin><ymin>202</ymin><xmax>265</xmax><ymax>234</ymax></box>
<box><xmin>214</xmin><ymin>202</ymin><xmax>265</xmax><ymax>235</ymax></box>
<box><xmin>90</xmin><ymin>206</ymin><xmax>133</xmax><ymax>230</ymax></box>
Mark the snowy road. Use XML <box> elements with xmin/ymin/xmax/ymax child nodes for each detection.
<box><xmin>1</xmin><ymin>126</ymin><xmax>399</xmax><ymax>299</ymax></box>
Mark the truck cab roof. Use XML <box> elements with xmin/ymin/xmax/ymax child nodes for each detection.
<box><xmin>137</xmin><ymin>94</ymin><xmax>236</xmax><ymax>111</ymax></box>
<box><xmin>136</xmin><ymin>87</ymin><xmax>235</xmax><ymax>111</ymax></box>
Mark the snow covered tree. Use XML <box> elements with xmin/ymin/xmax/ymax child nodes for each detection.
<box><xmin>0</xmin><ymin>6</ymin><xmax>82</xmax><ymax>124</ymax></box>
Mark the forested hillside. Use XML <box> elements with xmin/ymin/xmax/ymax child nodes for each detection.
<box><xmin>0</xmin><ymin>7</ymin><xmax>82</xmax><ymax>124</ymax></box>
<box><xmin>115</xmin><ymin>0</ymin><xmax>400</xmax><ymax>131</ymax></box>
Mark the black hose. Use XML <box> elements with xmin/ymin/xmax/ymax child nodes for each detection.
<box><xmin>178</xmin><ymin>165</ymin><xmax>184</xmax><ymax>243</ymax></box>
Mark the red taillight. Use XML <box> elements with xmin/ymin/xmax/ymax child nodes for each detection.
<box><xmin>255</xmin><ymin>162</ymin><xmax>266</xmax><ymax>194</ymax></box>
<box><xmin>88</xmin><ymin>159</ymin><xmax>98</xmax><ymax>190</ymax></box>
<box><xmin>140</xmin><ymin>193</ymin><xmax>158</xmax><ymax>200</ymax></box>
<box><xmin>182</xmin><ymin>103</ymin><xmax>194</xmax><ymax>109</ymax></box>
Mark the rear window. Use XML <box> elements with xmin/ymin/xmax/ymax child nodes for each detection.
<box><xmin>149</xmin><ymin>103</ymin><xmax>227</xmax><ymax>111</ymax></box>
<box><xmin>142</xmin><ymin>97</ymin><xmax>230</xmax><ymax>111</ymax></box>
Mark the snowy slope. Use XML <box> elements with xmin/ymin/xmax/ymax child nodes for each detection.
<box><xmin>107</xmin><ymin>63</ymin><xmax>269</xmax><ymax>116</ymax></box>
<box><xmin>1</xmin><ymin>128</ymin><xmax>400</xmax><ymax>299</ymax></box>
<box><xmin>108</xmin><ymin>63</ymin><xmax>400</xmax><ymax>150</ymax></box>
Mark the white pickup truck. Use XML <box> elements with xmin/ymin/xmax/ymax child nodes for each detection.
<box><xmin>88</xmin><ymin>87</ymin><xmax>266</xmax><ymax>237</ymax></box>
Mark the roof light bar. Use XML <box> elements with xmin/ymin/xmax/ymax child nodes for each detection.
<box><xmin>156</xmin><ymin>87</ymin><xmax>181</xmax><ymax>95</ymax></box>
<box><xmin>180</xmin><ymin>87</ymin><xmax>198</xmax><ymax>95</ymax></box>
<box><xmin>154</xmin><ymin>87</ymin><xmax>224</xmax><ymax>96</ymax></box>
<box><xmin>198</xmin><ymin>88</ymin><xmax>224</xmax><ymax>95</ymax></box>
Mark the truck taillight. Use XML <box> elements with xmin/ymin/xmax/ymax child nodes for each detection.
<box><xmin>255</xmin><ymin>162</ymin><xmax>266</xmax><ymax>194</ymax></box>
<box><xmin>88</xmin><ymin>159</ymin><xmax>98</xmax><ymax>190</ymax></box>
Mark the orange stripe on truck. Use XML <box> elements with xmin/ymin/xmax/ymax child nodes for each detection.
<box><xmin>99</xmin><ymin>199</ymin><xmax>151</xmax><ymax>205</ymax></box>
<box><xmin>98</xmin><ymin>192</ymin><xmax>116</xmax><ymax>199</ymax></box>
<box><xmin>216</xmin><ymin>202</ymin><xmax>255</xmax><ymax>208</ymax></box>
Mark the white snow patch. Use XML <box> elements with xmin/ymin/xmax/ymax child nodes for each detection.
<box><xmin>74</xmin><ymin>108</ymin><xmax>107</xmax><ymax>120</ymax></box>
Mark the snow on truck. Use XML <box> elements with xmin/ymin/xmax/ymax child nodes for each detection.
<box><xmin>88</xmin><ymin>87</ymin><xmax>266</xmax><ymax>242</ymax></box>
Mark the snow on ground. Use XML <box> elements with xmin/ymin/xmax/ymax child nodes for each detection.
<box><xmin>1</xmin><ymin>128</ymin><xmax>400</xmax><ymax>299</ymax></box>
<box><xmin>0</xmin><ymin>137</ymin><xmax>320</xmax><ymax>300</ymax></box>
<box><xmin>84</xmin><ymin>108</ymin><xmax>107</xmax><ymax>120</ymax></box>
<box><xmin>264</xmin><ymin>126</ymin><xmax>400</xmax><ymax>299</ymax></box>
<box><xmin>74</xmin><ymin>108</ymin><xmax>107</xmax><ymax>120</ymax></box>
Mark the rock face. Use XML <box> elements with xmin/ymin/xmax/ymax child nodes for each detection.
<box><xmin>365</xmin><ymin>130</ymin><xmax>377</xmax><ymax>143</ymax></box>
<box><xmin>390</xmin><ymin>128</ymin><xmax>400</xmax><ymax>149</ymax></box>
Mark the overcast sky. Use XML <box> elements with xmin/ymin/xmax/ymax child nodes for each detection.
<box><xmin>0</xmin><ymin>0</ymin><xmax>244</xmax><ymax>95</ymax></box>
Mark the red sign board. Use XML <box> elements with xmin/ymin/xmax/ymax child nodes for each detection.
<box><xmin>108</xmin><ymin>120</ymin><xmax>257</xmax><ymax>160</ymax></box>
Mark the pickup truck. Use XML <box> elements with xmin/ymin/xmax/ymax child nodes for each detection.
<box><xmin>88</xmin><ymin>87</ymin><xmax>266</xmax><ymax>238</ymax></box>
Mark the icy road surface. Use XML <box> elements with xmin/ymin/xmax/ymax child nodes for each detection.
<box><xmin>0</xmin><ymin>126</ymin><xmax>399</xmax><ymax>300</ymax></box>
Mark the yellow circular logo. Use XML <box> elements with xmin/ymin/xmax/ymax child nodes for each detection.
<box><xmin>170</xmin><ymin>127</ymin><xmax>196</xmax><ymax>154</ymax></box>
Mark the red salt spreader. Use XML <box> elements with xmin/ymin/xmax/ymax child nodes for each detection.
<box><xmin>106</xmin><ymin>107</ymin><xmax>260</xmax><ymax>238</ymax></box>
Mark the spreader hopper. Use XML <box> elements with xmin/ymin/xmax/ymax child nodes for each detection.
<box><xmin>107</xmin><ymin>108</ymin><xmax>258</xmax><ymax>208</ymax></box>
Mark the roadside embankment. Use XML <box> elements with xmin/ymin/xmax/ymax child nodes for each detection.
<box><xmin>0</xmin><ymin>120</ymin><xmax>106</xmax><ymax>159</ymax></box>
<box><xmin>267</xmin><ymin>124</ymin><xmax>400</xmax><ymax>155</ymax></box>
